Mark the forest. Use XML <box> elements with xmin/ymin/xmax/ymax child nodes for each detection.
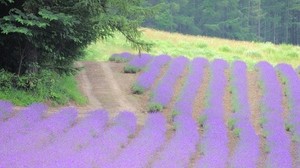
<box><xmin>143</xmin><ymin>0</ymin><xmax>300</xmax><ymax>45</ymax></box>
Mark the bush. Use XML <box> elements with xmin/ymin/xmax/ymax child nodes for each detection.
<box><xmin>109</xmin><ymin>56</ymin><xmax>128</xmax><ymax>63</ymax></box>
<box><xmin>0</xmin><ymin>69</ymin><xmax>86</xmax><ymax>106</ymax></box>
<box><xmin>228</xmin><ymin>118</ymin><xmax>236</xmax><ymax>130</ymax></box>
<box><xmin>233</xmin><ymin>128</ymin><xmax>241</xmax><ymax>137</ymax></box>
<box><xmin>147</xmin><ymin>103</ymin><xmax>163</xmax><ymax>113</ymax></box>
<box><xmin>124</xmin><ymin>65</ymin><xmax>140</xmax><ymax>73</ymax></box>
<box><xmin>198</xmin><ymin>115</ymin><xmax>207</xmax><ymax>127</ymax></box>
<box><xmin>131</xmin><ymin>84</ymin><xmax>144</xmax><ymax>94</ymax></box>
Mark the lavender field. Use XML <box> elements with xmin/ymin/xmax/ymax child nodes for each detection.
<box><xmin>1</xmin><ymin>53</ymin><xmax>300</xmax><ymax>167</ymax></box>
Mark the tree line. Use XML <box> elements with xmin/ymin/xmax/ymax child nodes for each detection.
<box><xmin>143</xmin><ymin>0</ymin><xmax>300</xmax><ymax>45</ymax></box>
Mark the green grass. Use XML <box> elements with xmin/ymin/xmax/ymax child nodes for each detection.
<box><xmin>84</xmin><ymin>28</ymin><xmax>300</xmax><ymax>68</ymax></box>
<box><xmin>0</xmin><ymin>75</ymin><xmax>87</xmax><ymax>106</ymax></box>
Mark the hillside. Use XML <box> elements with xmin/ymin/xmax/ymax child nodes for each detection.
<box><xmin>84</xmin><ymin>28</ymin><xmax>300</xmax><ymax>68</ymax></box>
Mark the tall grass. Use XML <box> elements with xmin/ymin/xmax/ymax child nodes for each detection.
<box><xmin>84</xmin><ymin>28</ymin><xmax>300</xmax><ymax>68</ymax></box>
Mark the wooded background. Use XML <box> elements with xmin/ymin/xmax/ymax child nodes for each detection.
<box><xmin>143</xmin><ymin>0</ymin><xmax>300</xmax><ymax>45</ymax></box>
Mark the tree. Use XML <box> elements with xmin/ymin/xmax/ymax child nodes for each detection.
<box><xmin>0</xmin><ymin>0</ymin><xmax>156</xmax><ymax>75</ymax></box>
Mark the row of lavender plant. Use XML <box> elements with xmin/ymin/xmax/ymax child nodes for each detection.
<box><xmin>0</xmin><ymin>107</ymin><xmax>77</xmax><ymax>157</ymax></box>
<box><xmin>256</xmin><ymin>61</ymin><xmax>292</xmax><ymax>167</ymax></box>
<box><xmin>126</xmin><ymin>53</ymin><xmax>153</xmax><ymax>69</ymax></box>
<box><xmin>0</xmin><ymin>103</ymin><xmax>47</xmax><ymax>144</ymax></box>
<box><xmin>134</xmin><ymin>55</ymin><xmax>171</xmax><ymax>91</ymax></box>
<box><xmin>103</xmin><ymin>113</ymin><xmax>166</xmax><ymax>168</ymax></box>
<box><xmin>196</xmin><ymin>59</ymin><xmax>229</xmax><ymax>167</ymax></box>
<box><xmin>276</xmin><ymin>63</ymin><xmax>300</xmax><ymax>164</ymax></box>
<box><xmin>229</xmin><ymin>61</ymin><xmax>260</xmax><ymax>167</ymax></box>
<box><xmin>64</xmin><ymin>112</ymin><xmax>137</xmax><ymax>168</ymax></box>
<box><xmin>150</xmin><ymin>56</ymin><xmax>189</xmax><ymax>108</ymax></box>
<box><xmin>150</xmin><ymin>58</ymin><xmax>207</xmax><ymax>167</ymax></box>
<box><xmin>173</xmin><ymin>57</ymin><xmax>208</xmax><ymax>116</ymax></box>
<box><xmin>1</xmin><ymin>109</ymin><xmax>108</xmax><ymax>168</ymax></box>
<box><xmin>0</xmin><ymin>100</ymin><xmax>13</xmax><ymax>121</ymax></box>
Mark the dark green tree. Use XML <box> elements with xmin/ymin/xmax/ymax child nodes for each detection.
<box><xmin>0</xmin><ymin>0</ymin><xmax>155</xmax><ymax>75</ymax></box>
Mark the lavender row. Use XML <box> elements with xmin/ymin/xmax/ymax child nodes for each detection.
<box><xmin>104</xmin><ymin>113</ymin><xmax>166</xmax><ymax>168</ymax></box>
<box><xmin>276</xmin><ymin>63</ymin><xmax>300</xmax><ymax>163</ymax></box>
<box><xmin>150</xmin><ymin>56</ymin><xmax>189</xmax><ymax>107</ymax></box>
<box><xmin>0</xmin><ymin>103</ymin><xmax>47</xmax><ymax>143</ymax></box>
<box><xmin>127</xmin><ymin>53</ymin><xmax>153</xmax><ymax>69</ymax></box>
<box><xmin>173</xmin><ymin>57</ymin><xmax>208</xmax><ymax>116</ymax></box>
<box><xmin>196</xmin><ymin>59</ymin><xmax>229</xmax><ymax>167</ymax></box>
<box><xmin>1</xmin><ymin>110</ymin><xmax>108</xmax><ymax>168</ymax></box>
<box><xmin>152</xmin><ymin>115</ymin><xmax>199</xmax><ymax>168</ymax></box>
<box><xmin>0</xmin><ymin>107</ymin><xmax>77</xmax><ymax>158</ymax></box>
<box><xmin>229</xmin><ymin>61</ymin><xmax>259</xmax><ymax>167</ymax></box>
<box><xmin>0</xmin><ymin>100</ymin><xmax>13</xmax><ymax>121</ymax></box>
<box><xmin>256</xmin><ymin>61</ymin><xmax>292</xmax><ymax>167</ymax></box>
<box><xmin>134</xmin><ymin>55</ymin><xmax>171</xmax><ymax>90</ymax></box>
<box><xmin>35</xmin><ymin>112</ymin><xmax>136</xmax><ymax>168</ymax></box>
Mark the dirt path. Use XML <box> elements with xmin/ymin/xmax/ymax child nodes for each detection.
<box><xmin>75</xmin><ymin>61</ymin><xmax>147</xmax><ymax>124</ymax></box>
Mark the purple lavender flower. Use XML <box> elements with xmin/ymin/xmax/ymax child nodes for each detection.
<box><xmin>174</xmin><ymin>57</ymin><xmax>208</xmax><ymax>116</ymax></box>
<box><xmin>110</xmin><ymin>52</ymin><xmax>133</xmax><ymax>62</ymax></box>
<box><xmin>195</xmin><ymin>59</ymin><xmax>229</xmax><ymax>168</ymax></box>
<box><xmin>151</xmin><ymin>56</ymin><xmax>189</xmax><ymax>107</ymax></box>
<box><xmin>0</xmin><ymin>103</ymin><xmax>47</xmax><ymax>143</ymax></box>
<box><xmin>256</xmin><ymin>61</ymin><xmax>292</xmax><ymax>168</ymax></box>
<box><xmin>103</xmin><ymin>112</ymin><xmax>166</xmax><ymax>168</ymax></box>
<box><xmin>0</xmin><ymin>100</ymin><xmax>13</xmax><ymax>121</ymax></box>
<box><xmin>229</xmin><ymin>61</ymin><xmax>259</xmax><ymax>167</ymax></box>
<box><xmin>135</xmin><ymin>55</ymin><xmax>171</xmax><ymax>90</ymax></box>
<box><xmin>127</xmin><ymin>53</ymin><xmax>153</xmax><ymax>69</ymax></box>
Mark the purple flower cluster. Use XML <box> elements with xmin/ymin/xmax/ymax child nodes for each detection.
<box><xmin>150</xmin><ymin>58</ymin><xmax>207</xmax><ymax>167</ymax></box>
<box><xmin>0</xmin><ymin>107</ymin><xmax>78</xmax><ymax>164</ymax></box>
<box><xmin>196</xmin><ymin>59</ymin><xmax>229</xmax><ymax>167</ymax></box>
<box><xmin>152</xmin><ymin>115</ymin><xmax>199</xmax><ymax>168</ymax></box>
<box><xmin>0</xmin><ymin>103</ymin><xmax>47</xmax><ymax>143</ymax></box>
<box><xmin>229</xmin><ymin>61</ymin><xmax>259</xmax><ymax>167</ymax></box>
<box><xmin>276</xmin><ymin>63</ymin><xmax>300</xmax><ymax>163</ymax></box>
<box><xmin>43</xmin><ymin>111</ymin><xmax>137</xmax><ymax>168</ymax></box>
<box><xmin>127</xmin><ymin>53</ymin><xmax>153</xmax><ymax>69</ymax></box>
<box><xmin>0</xmin><ymin>100</ymin><xmax>13</xmax><ymax>120</ymax></box>
<box><xmin>174</xmin><ymin>57</ymin><xmax>208</xmax><ymax>116</ymax></box>
<box><xmin>151</xmin><ymin>56</ymin><xmax>189</xmax><ymax>107</ymax></box>
<box><xmin>0</xmin><ymin>108</ymin><xmax>77</xmax><ymax>167</ymax></box>
<box><xmin>256</xmin><ymin>61</ymin><xmax>292</xmax><ymax>168</ymax></box>
<box><xmin>135</xmin><ymin>55</ymin><xmax>171</xmax><ymax>90</ymax></box>
<box><xmin>104</xmin><ymin>113</ymin><xmax>166</xmax><ymax>168</ymax></box>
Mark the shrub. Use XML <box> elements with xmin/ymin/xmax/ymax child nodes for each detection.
<box><xmin>124</xmin><ymin>65</ymin><xmax>140</xmax><ymax>73</ymax></box>
<box><xmin>233</xmin><ymin>128</ymin><xmax>241</xmax><ymax>137</ymax></box>
<box><xmin>147</xmin><ymin>103</ymin><xmax>163</xmax><ymax>113</ymax></box>
<box><xmin>198</xmin><ymin>115</ymin><xmax>207</xmax><ymax>127</ymax></box>
<box><xmin>245</xmin><ymin>50</ymin><xmax>262</xmax><ymax>58</ymax></box>
<box><xmin>109</xmin><ymin>55</ymin><xmax>128</xmax><ymax>63</ymax></box>
<box><xmin>131</xmin><ymin>84</ymin><xmax>144</xmax><ymax>94</ymax></box>
<box><xmin>285</xmin><ymin>122</ymin><xmax>293</xmax><ymax>132</ymax></box>
<box><xmin>219</xmin><ymin>46</ymin><xmax>231</xmax><ymax>52</ymax></box>
<box><xmin>228</xmin><ymin>118</ymin><xmax>236</xmax><ymax>130</ymax></box>
<box><xmin>197</xmin><ymin>42</ymin><xmax>208</xmax><ymax>48</ymax></box>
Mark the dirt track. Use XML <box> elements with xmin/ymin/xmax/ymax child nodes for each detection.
<box><xmin>75</xmin><ymin>61</ymin><xmax>148</xmax><ymax>124</ymax></box>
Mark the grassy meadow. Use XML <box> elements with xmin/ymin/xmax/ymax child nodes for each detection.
<box><xmin>84</xmin><ymin>28</ymin><xmax>300</xmax><ymax>69</ymax></box>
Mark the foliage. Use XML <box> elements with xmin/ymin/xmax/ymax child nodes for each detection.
<box><xmin>143</xmin><ymin>0</ymin><xmax>300</xmax><ymax>45</ymax></box>
<box><xmin>0</xmin><ymin>0</ymin><xmax>156</xmax><ymax>75</ymax></box>
<box><xmin>124</xmin><ymin>65</ymin><xmax>141</xmax><ymax>73</ymax></box>
<box><xmin>0</xmin><ymin>70</ymin><xmax>86</xmax><ymax>105</ymax></box>
<box><xmin>85</xmin><ymin>28</ymin><xmax>300</xmax><ymax>68</ymax></box>
<box><xmin>131</xmin><ymin>84</ymin><xmax>144</xmax><ymax>94</ymax></box>
<box><xmin>198</xmin><ymin>115</ymin><xmax>207</xmax><ymax>127</ymax></box>
<box><xmin>147</xmin><ymin>102</ymin><xmax>163</xmax><ymax>113</ymax></box>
